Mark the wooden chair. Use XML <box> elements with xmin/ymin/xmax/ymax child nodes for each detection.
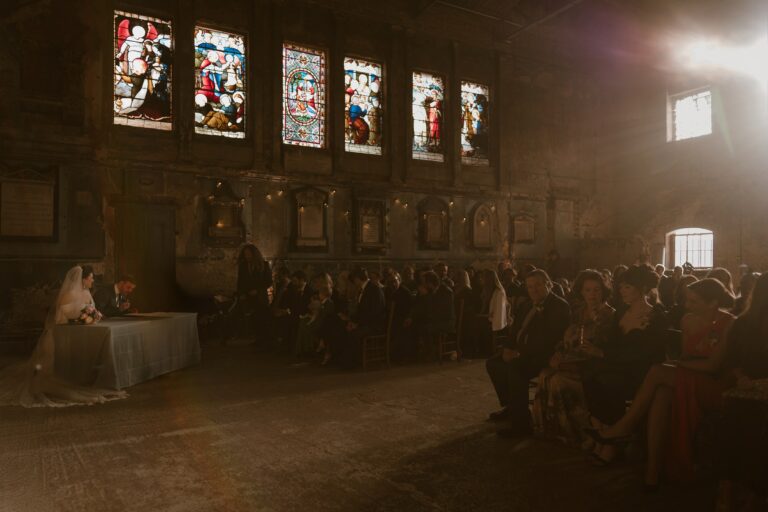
<box><xmin>361</xmin><ymin>305</ymin><xmax>395</xmax><ymax>371</ymax></box>
<box><xmin>438</xmin><ymin>299</ymin><xmax>464</xmax><ymax>363</ymax></box>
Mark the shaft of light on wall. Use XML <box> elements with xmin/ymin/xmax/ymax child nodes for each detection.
<box><xmin>677</xmin><ymin>37</ymin><xmax>768</xmax><ymax>86</ymax></box>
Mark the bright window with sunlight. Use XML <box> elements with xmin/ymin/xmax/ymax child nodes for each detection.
<box><xmin>668</xmin><ymin>89</ymin><xmax>712</xmax><ymax>141</ymax></box>
<box><xmin>668</xmin><ymin>228</ymin><xmax>713</xmax><ymax>268</ymax></box>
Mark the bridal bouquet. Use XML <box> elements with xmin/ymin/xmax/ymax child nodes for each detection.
<box><xmin>70</xmin><ymin>304</ymin><xmax>103</xmax><ymax>325</ymax></box>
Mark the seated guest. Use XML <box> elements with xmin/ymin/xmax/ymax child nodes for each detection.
<box><xmin>581</xmin><ymin>264</ymin><xmax>667</xmax><ymax>466</ymax></box>
<box><xmin>369</xmin><ymin>270</ymin><xmax>384</xmax><ymax>289</ymax></box>
<box><xmin>454</xmin><ymin>270</ymin><xmax>480</xmax><ymax>357</ymax></box>
<box><xmin>434</xmin><ymin>262</ymin><xmax>454</xmax><ymax>289</ymax></box>
<box><xmin>532</xmin><ymin>269</ymin><xmax>615</xmax><ymax>447</ymax></box>
<box><xmin>715</xmin><ymin>273</ymin><xmax>768</xmax><ymax>508</ymax></box>
<box><xmin>608</xmin><ymin>264</ymin><xmax>629</xmax><ymax>309</ymax></box>
<box><xmin>500</xmin><ymin>268</ymin><xmax>520</xmax><ymax>299</ymax></box>
<box><xmin>94</xmin><ymin>274</ymin><xmax>137</xmax><ymax>317</ymax></box>
<box><xmin>586</xmin><ymin>278</ymin><xmax>735</xmax><ymax>488</ymax></box>
<box><xmin>486</xmin><ymin>269</ymin><xmax>570</xmax><ymax>437</ymax></box>
<box><xmin>708</xmin><ymin>267</ymin><xmax>735</xmax><ymax>296</ymax></box>
<box><xmin>658</xmin><ymin>266</ymin><xmax>682</xmax><ymax>309</ymax></box>
<box><xmin>402</xmin><ymin>265</ymin><xmax>418</xmax><ymax>295</ymax></box>
<box><xmin>732</xmin><ymin>271</ymin><xmax>760</xmax><ymax>317</ymax></box>
<box><xmin>409</xmin><ymin>271</ymin><xmax>455</xmax><ymax>338</ymax></box>
<box><xmin>276</xmin><ymin>270</ymin><xmax>312</xmax><ymax>350</ymax></box>
<box><xmin>312</xmin><ymin>274</ymin><xmax>346</xmax><ymax>366</ymax></box>
<box><xmin>340</xmin><ymin>267</ymin><xmax>386</xmax><ymax>368</ymax></box>
<box><xmin>293</xmin><ymin>274</ymin><xmax>333</xmax><ymax>359</ymax></box>
<box><xmin>666</xmin><ymin>274</ymin><xmax>698</xmax><ymax>330</ymax></box>
<box><xmin>385</xmin><ymin>272</ymin><xmax>414</xmax><ymax>362</ymax></box>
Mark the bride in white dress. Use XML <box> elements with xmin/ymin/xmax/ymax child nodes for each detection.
<box><xmin>0</xmin><ymin>265</ymin><xmax>127</xmax><ymax>407</ymax></box>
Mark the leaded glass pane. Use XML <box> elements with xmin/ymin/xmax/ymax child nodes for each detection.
<box><xmin>460</xmin><ymin>81</ymin><xmax>489</xmax><ymax>164</ymax></box>
<box><xmin>282</xmin><ymin>44</ymin><xmax>326</xmax><ymax>148</ymax></box>
<box><xmin>344</xmin><ymin>57</ymin><xmax>383</xmax><ymax>155</ymax></box>
<box><xmin>194</xmin><ymin>27</ymin><xmax>246</xmax><ymax>139</ymax></box>
<box><xmin>412</xmin><ymin>71</ymin><xmax>444</xmax><ymax>161</ymax></box>
<box><xmin>113</xmin><ymin>11</ymin><xmax>173</xmax><ymax>130</ymax></box>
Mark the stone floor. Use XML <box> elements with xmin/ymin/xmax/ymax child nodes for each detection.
<box><xmin>1</xmin><ymin>344</ymin><xmax>712</xmax><ymax>512</ymax></box>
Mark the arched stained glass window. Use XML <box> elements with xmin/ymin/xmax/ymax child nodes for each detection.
<box><xmin>282</xmin><ymin>43</ymin><xmax>326</xmax><ymax>148</ymax></box>
<box><xmin>460</xmin><ymin>81</ymin><xmax>489</xmax><ymax>164</ymax></box>
<box><xmin>344</xmin><ymin>57</ymin><xmax>383</xmax><ymax>155</ymax></box>
<box><xmin>194</xmin><ymin>27</ymin><xmax>246</xmax><ymax>139</ymax></box>
<box><xmin>412</xmin><ymin>71</ymin><xmax>444</xmax><ymax>161</ymax></box>
<box><xmin>113</xmin><ymin>11</ymin><xmax>173</xmax><ymax>130</ymax></box>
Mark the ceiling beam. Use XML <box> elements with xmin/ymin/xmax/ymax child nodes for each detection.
<box><xmin>434</xmin><ymin>1</ymin><xmax>525</xmax><ymax>28</ymax></box>
<box><xmin>505</xmin><ymin>0</ymin><xmax>588</xmax><ymax>42</ymax></box>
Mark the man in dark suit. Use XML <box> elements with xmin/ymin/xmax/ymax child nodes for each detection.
<box><xmin>486</xmin><ymin>269</ymin><xmax>570</xmax><ymax>437</ymax></box>
<box><xmin>341</xmin><ymin>267</ymin><xmax>386</xmax><ymax>368</ymax></box>
<box><xmin>385</xmin><ymin>272</ymin><xmax>414</xmax><ymax>362</ymax></box>
<box><xmin>93</xmin><ymin>274</ymin><xmax>137</xmax><ymax>317</ymax></box>
<box><xmin>276</xmin><ymin>270</ymin><xmax>314</xmax><ymax>352</ymax></box>
<box><xmin>410</xmin><ymin>271</ymin><xmax>455</xmax><ymax>338</ymax></box>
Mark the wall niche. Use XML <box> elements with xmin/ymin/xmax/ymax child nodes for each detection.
<box><xmin>418</xmin><ymin>196</ymin><xmax>449</xmax><ymax>250</ymax></box>
<box><xmin>291</xmin><ymin>186</ymin><xmax>328</xmax><ymax>252</ymax></box>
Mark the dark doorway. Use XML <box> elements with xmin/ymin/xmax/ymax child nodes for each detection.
<box><xmin>115</xmin><ymin>201</ymin><xmax>177</xmax><ymax>312</ymax></box>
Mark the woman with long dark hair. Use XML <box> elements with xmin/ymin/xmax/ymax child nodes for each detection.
<box><xmin>581</xmin><ymin>264</ymin><xmax>668</xmax><ymax>467</ymax></box>
<box><xmin>587</xmin><ymin>278</ymin><xmax>736</xmax><ymax>488</ymax></box>
<box><xmin>233</xmin><ymin>244</ymin><xmax>272</xmax><ymax>341</ymax></box>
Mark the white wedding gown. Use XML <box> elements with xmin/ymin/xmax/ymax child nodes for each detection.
<box><xmin>0</xmin><ymin>266</ymin><xmax>128</xmax><ymax>407</ymax></box>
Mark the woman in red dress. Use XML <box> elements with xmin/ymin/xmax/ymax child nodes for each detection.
<box><xmin>586</xmin><ymin>278</ymin><xmax>735</xmax><ymax>490</ymax></box>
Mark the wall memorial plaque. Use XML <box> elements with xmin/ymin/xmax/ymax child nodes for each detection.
<box><xmin>0</xmin><ymin>166</ymin><xmax>57</xmax><ymax>241</ymax></box>
<box><xmin>513</xmin><ymin>214</ymin><xmax>535</xmax><ymax>244</ymax></box>
<box><xmin>293</xmin><ymin>187</ymin><xmax>328</xmax><ymax>251</ymax></box>
<box><xmin>418</xmin><ymin>197</ymin><xmax>449</xmax><ymax>250</ymax></box>
<box><xmin>354</xmin><ymin>198</ymin><xmax>387</xmax><ymax>253</ymax></box>
<box><xmin>471</xmin><ymin>203</ymin><xmax>495</xmax><ymax>249</ymax></box>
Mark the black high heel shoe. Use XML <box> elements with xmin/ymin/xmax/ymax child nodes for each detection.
<box><xmin>583</xmin><ymin>427</ymin><xmax>633</xmax><ymax>446</ymax></box>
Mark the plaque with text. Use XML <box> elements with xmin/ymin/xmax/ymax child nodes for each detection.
<box><xmin>361</xmin><ymin>215</ymin><xmax>381</xmax><ymax>244</ymax></box>
<box><xmin>0</xmin><ymin>179</ymin><xmax>56</xmax><ymax>239</ymax></box>
<box><xmin>293</xmin><ymin>187</ymin><xmax>328</xmax><ymax>250</ymax></box>
<box><xmin>514</xmin><ymin>216</ymin><xmax>535</xmax><ymax>244</ymax></box>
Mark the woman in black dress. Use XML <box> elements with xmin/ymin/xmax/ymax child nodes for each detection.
<box><xmin>233</xmin><ymin>244</ymin><xmax>272</xmax><ymax>342</ymax></box>
<box><xmin>582</xmin><ymin>264</ymin><xmax>668</xmax><ymax>465</ymax></box>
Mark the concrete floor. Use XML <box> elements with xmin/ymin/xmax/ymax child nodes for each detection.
<box><xmin>1</xmin><ymin>345</ymin><xmax>712</xmax><ymax>512</ymax></box>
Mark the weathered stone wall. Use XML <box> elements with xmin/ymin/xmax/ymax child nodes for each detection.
<box><xmin>577</xmin><ymin>1</ymin><xmax>768</xmax><ymax>276</ymax></box>
<box><xmin>0</xmin><ymin>0</ymin><xmax>602</xmax><ymax>344</ymax></box>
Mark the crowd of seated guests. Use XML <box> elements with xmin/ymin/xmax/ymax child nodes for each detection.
<box><xmin>483</xmin><ymin>261</ymin><xmax>768</xmax><ymax>505</ymax></box>
<box><xmin>229</xmin><ymin>249</ymin><xmax>768</xmax><ymax>504</ymax></box>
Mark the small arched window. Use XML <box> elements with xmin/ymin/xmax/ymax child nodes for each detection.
<box><xmin>666</xmin><ymin>227</ymin><xmax>713</xmax><ymax>269</ymax></box>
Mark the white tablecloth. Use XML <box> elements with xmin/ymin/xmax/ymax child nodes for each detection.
<box><xmin>53</xmin><ymin>312</ymin><xmax>200</xmax><ymax>390</ymax></box>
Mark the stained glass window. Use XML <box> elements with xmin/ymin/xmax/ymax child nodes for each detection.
<box><xmin>113</xmin><ymin>11</ymin><xmax>173</xmax><ymax>130</ymax></box>
<box><xmin>344</xmin><ymin>57</ymin><xmax>383</xmax><ymax>155</ymax></box>
<box><xmin>460</xmin><ymin>81</ymin><xmax>490</xmax><ymax>164</ymax></box>
<box><xmin>412</xmin><ymin>72</ymin><xmax>444</xmax><ymax>161</ymax></box>
<box><xmin>194</xmin><ymin>27</ymin><xmax>246</xmax><ymax>139</ymax></box>
<box><xmin>282</xmin><ymin>44</ymin><xmax>326</xmax><ymax>148</ymax></box>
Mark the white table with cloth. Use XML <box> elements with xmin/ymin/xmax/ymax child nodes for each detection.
<box><xmin>53</xmin><ymin>312</ymin><xmax>200</xmax><ymax>390</ymax></box>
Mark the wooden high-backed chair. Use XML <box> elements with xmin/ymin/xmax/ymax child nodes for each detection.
<box><xmin>361</xmin><ymin>305</ymin><xmax>395</xmax><ymax>371</ymax></box>
<box><xmin>438</xmin><ymin>299</ymin><xmax>464</xmax><ymax>363</ymax></box>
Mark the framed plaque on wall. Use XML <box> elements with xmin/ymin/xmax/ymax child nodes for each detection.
<box><xmin>291</xmin><ymin>187</ymin><xmax>328</xmax><ymax>251</ymax></box>
<box><xmin>354</xmin><ymin>198</ymin><xmax>387</xmax><ymax>253</ymax></box>
<box><xmin>417</xmin><ymin>196</ymin><xmax>449</xmax><ymax>250</ymax></box>
<box><xmin>0</xmin><ymin>165</ymin><xmax>58</xmax><ymax>242</ymax></box>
